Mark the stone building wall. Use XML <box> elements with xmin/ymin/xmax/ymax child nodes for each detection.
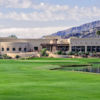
<box><xmin>69</xmin><ymin>38</ymin><xmax>100</xmax><ymax>53</ymax></box>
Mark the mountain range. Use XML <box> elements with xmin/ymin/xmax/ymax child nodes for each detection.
<box><xmin>51</xmin><ymin>20</ymin><xmax>100</xmax><ymax>38</ymax></box>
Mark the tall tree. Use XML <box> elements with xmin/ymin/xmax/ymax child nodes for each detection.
<box><xmin>8</xmin><ymin>35</ymin><xmax>18</xmax><ymax>39</ymax></box>
<box><xmin>96</xmin><ymin>30</ymin><xmax>100</xmax><ymax>37</ymax></box>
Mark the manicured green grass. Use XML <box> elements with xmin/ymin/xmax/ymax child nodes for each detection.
<box><xmin>0</xmin><ymin>58</ymin><xmax>100</xmax><ymax>100</ymax></box>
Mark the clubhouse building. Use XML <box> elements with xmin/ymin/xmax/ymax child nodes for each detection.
<box><xmin>0</xmin><ymin>36</ymin><xmax>100</xmax><ymax>57</ymax></box>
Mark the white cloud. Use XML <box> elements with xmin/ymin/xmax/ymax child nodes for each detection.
<box><xmin>0</xmin><ymin>1</ymin><xmax>100</xmax><ymax>22</ymax></box>
<box><xmin>0</xmin><ymin>0</ymin><xmax>32</xmax><ymax>8</ymax></box>
<box><xmin>0</xmin><ymin>11</ymin><xmax>65</xmax><ymax>21</ymax></box>
<box><xmin>0</xmin><ymin>26</ymin><xmax>69</xmax><ymax>38</ymax></box>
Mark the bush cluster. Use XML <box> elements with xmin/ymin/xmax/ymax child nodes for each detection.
<box><xmin>0</xmin><ymin>54</ymin><xmax>12</xmax><ymax>59</ymax></box>
<box><xmin>67</xmin><ymin>51</ymin><xmax>99</xmax><ymax>57</ymax></box>
<box><xmin>40</xmin><ymin>48</ymin><xmax>48</xmax><ymax>57</ymax></box>
<box><xmin>55</xmin><ymin>51</ymin><xmax>66</xmax><ymax>55</ymax></box>
<box><xmin>0</xmin><ymin>54</ymin><xmax>21</xmax><ymax>59</ymax></box>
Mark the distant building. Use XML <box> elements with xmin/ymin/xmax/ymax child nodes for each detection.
<box><xmin>0</xmin><ymin>36</ymin><xmax>100</xmax><ymax>57</ymax></box>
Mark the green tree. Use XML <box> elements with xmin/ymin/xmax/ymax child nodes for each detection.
<box><xmin>96</xmin><ymin>30</ymin><xmax>100</xmax><ymax>37</ymax></box>
<box><xmin>9</xmin><ymin>35</ymin><xmax>18</xmax><ymax>39</ymax></box>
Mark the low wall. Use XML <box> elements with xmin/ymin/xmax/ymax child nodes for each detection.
<box><xmin>46</xmin><ymin>51</ymin><xmax>68</xmax><ymax>58</ymax></box>
<box><xmin>7</xmin><ymin>52</ymin><xmax>40</xmax><ymax>58</ymax></box>
<box><xmin>71</xmin><ymin>55</ymin><xmax>83</xmax><ymax>58</ymax></box>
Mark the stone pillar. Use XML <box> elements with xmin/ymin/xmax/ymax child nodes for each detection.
<box><xmin>69</xmin><ymin>46</ymin><xmax>72</xmax><ymax>52</ymax></box>
<box><xmin>52</xmin><ymin>46</ymin><xmax>57</xmax><ymax>53</ymax></box>
<box><xmin>50</xmin><ymin>46</ymin><xmax>52</xmax><ymax>52</ymax></box>
<box><xmin>85</xmin><ymin>46</ymin><xmax>87</xmax><ymax>53</ymax></box>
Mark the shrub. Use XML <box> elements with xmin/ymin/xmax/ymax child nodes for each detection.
<box><xmin>61</xmin><ymin>52</ymin><xmax>66</xmax><ymax>55</ymax></box>
<box><xmin>16</xmin><ymin>55</ymin><xmax>20</xmax><ymax>59</ymax></box>
<box><xmin>67</xmin><ymin>52</ymin><xmax>74</xmax><ymax>55</ymax></box>
<box><xmin>2</xmin><ymin>54</ymin><xmax>12</xmax><ymax>59</ymax></box>
<box><xmin>56</xmin><ymin>51</ymin><xmax>62</xmax><ymax>55</ymax></box>
<box><xmin>55</xmin><ymin>51</ymin><xmax>66</xmax><ymax>55</ymax></box>
<box><xmin>85</xmin><ymin>52</ymin><xmax>89</xmax><ymax>55</ymax></box>
<box><xmin>41</xmin><ymin>48</ymin><xmax>48</xmax><ymax>56</ymax></box>
<box><xmin>74</xmin><ymin>52</ymin><xmax>78</xmax><ymax>56</ymax></box>
<box><xmin>78</xmin><ymin>51</ymin><xmax>82</xmax><ymax>56</ymax></box>
<box><xmin>0</xmin><ymin>55</ymin><xmax>3</xmax><ymax>59</ymax></box>
<box><xmin>78</xmin><ymin>51</ymin><xmax>85</xmax><ymax>56</ymax></box>
<box><xmin>89</xmin><ymin>53</ymin><xmax>93</xmax><ymax>57</ymax></box>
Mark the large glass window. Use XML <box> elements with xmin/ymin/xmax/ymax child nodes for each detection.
<box><xmin>97</xmin><ymin>46</ymin><xmax>100</xmax><ymax>52</ymax></box>
<box><xmin>87</xmin><ymin>46</ymin><xmax>91</xmax><ymax>52</ymax></box>
<box><xmin>81</xmin><ymin>46</ymin><xmax>85</xmax><ymax>52</ymax></box>
<box><xmin>92</xmin><ymin>46</ymin><xmax>96</xmax><ymax>52</ymax></box>
<box><xmin>87</xmin><ymin>46</ymin><xmax>97</xmax><ymax>52</ymax></box>
<box><xmin>72</xmin><ymin>46</ymin><xmax>85</xmax><ymax>52</ymax></box>
<box><xmin>72</xmin><ymin>46</ymin><xmax>76</xmax><ymax>52</ymax></box>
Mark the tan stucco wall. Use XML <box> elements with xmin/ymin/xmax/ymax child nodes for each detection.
<box><xmin>0</xmin><ymin>38</ymin><xmax>51</xmax><ymax>55</ymax></box>
<box><xmin>26</xmin><ymin>39</ymin><xmax>51</xmax><ymax>51</ymax></box>
<box><xmin>0</xmin><ymin>42</ymin><xmax>29</xmax><ymax>54</ymax></box>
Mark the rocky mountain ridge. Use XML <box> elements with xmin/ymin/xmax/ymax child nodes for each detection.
<box><xmin>51</xmin><ymin>20</ymin><xmax>100</xmax><ymax>38</ymax></box>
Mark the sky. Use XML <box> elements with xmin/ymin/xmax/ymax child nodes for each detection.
<box><xmin>0</xmin><ymin>0</ymin><xmax>100</xmax><ymax>38</ymax></box>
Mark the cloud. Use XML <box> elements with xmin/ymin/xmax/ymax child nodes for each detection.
<box><xmin>0</xmin><ymin>1</ymin><xmax>100</xmax><ymax>22</ymax></box>
<box><xmin>0</xmin><ymin>0</ymin><xmax>32</xmax><ymax>8</ymax></box>
<box><xmin>0</xmin><ymin>6</ymin><xmax>100</xmax><ymax>22</ymax></box>
<box><xmin>0</xmin><ymin>26</ymin><xmax>68</xmax><ymax>38</ymax></box>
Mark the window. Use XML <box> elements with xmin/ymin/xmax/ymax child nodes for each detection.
<box><xmin>97</xmin><ymin>46</ymin><xmax>100</xmax><ymax>52</ymax></box>
<box><xmin>81</xmin><ymin>46</ymin><xmax>85</xmax><ymax>52</ymax></box>
<box><xmin>12</xmin><ymin>48</ymin><xmax>16</xmax><ymax>51</ymax></box>
<box><xmin>72</xmin><ymin>46</ymin><xmax>85</xmax><ymax>52</ymax></box>
<box><xmin>24</xmin><ymin>48</ymin><xmax>27</xmax><ymax>52</ymax></box>
<box><xmin>72</xmin><ymin>46</ymin><xmax>75</xmax><ymax>52</ymax></box>
<box><xmin>34</xmin><ymin>47</ymin><xmax>38</xmax><ymax>51</ymax></box>
<box><xmin>19</xmin><ymin>48</ymin><xmax>22</xmax><ymax>51</ymax></box>
<box><xmin>7</xmin><ymin>48</ymin><xmax>9</xmax><ymax>51</ymax></box>
<box><xmin>92</xmin><ymin>46</ymin><xmax>96</xmax><ymax>52</ymax></box>
<box><xmin>87</xmin><ymin>46</ymin><xmax>91</xmax><ymax>52</ymax></box>
<box><xmin>2</xmin><ymin>48</ymin><xmax>4</xmax><ymax>51</ymax></box>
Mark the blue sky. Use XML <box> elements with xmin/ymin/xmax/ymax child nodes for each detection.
<box><xmin>37</xmin><ymin>0</ymin><xmax>100</xmax><ymax>7</ymax></box>
<box><xmin>0</xmin><ymin>0</ymin><xmax>100</xmax><ymax>38</ymax></box>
